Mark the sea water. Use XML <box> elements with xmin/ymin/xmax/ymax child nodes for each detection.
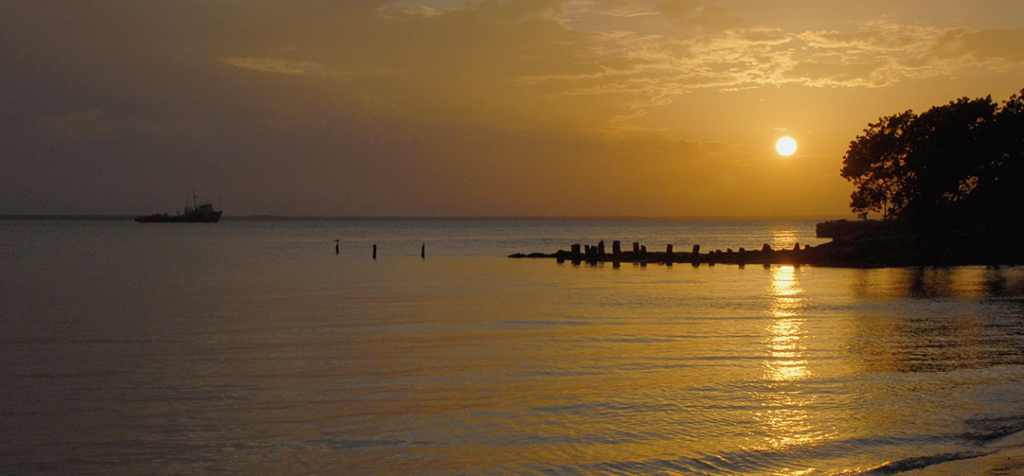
<box><xmin>2</xmin><ymin>218</ymin><xmax>1024</xmax><ymax>475</ymax></box>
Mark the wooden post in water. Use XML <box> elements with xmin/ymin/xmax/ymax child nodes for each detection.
<box><xmin>633</xmin><ymin>242</ymin><xmax>640</xmax><ymax>257</ymax></box>
<box><xmin>373</xmin><ymin>244</ymin><xmax>377</xmax><ymax>259</ymax></box>
<box><xmin>597</xmin><ymin>240</ymin><xmax>605</xmax><ymax>256</ymax></box>
<box><xmin>421</xmin><ymin>243</ymin><xmax>425</xmax><ymax>259</ymax></box>
<box><xmin>571</xmin><ymin>244</ymin><xmax>582</xmax><ymax>264</ymax></box>
<box><xmin>691</xmin><ymin>244</ymin><xmax>700</xmax><ymax>265</ymax></box>
<box><xmin>665</xmin><ymin>244</ymin><xmax>674</xmax><ymax>265</ymax></box>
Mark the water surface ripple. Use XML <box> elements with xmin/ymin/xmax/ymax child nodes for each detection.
<box><xmin>2</xmin><ymin>219</ymin><xmax>1024</xmax><ymax>475</ymax></box>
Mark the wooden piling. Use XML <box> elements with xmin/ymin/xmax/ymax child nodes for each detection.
<box><xmin>665</xmin><ymin>244</ymin><xmax>674</xmax><ymax>264</ymax></box>
<box><xmin>373</xmin><ymin>244</ymin><xmax>377</xmax><ymax>259</ymax></box>
<box><xmin>421</xmin><ymin>243</ymin><xmax>425</xmax><ymax>259</ymax></box>
<box><xmin>597</xmin><ymin>240</ymin><xmax>605</xmax><ymax>256</ymax></box>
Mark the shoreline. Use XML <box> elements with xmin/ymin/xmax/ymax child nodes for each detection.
<box><xmin>889</xmin><ymin>429</ymin><xmax>1024</xmax><ymax>476</ymax></box>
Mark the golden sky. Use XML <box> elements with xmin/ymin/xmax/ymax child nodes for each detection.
<box><xmin>2</xmin><ymin>0</ymin><xmax>1023</xmax><ymax>216</ymax></box>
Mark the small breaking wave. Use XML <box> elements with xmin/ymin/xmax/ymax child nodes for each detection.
<box><xmin>859</xmin><ymin>450</ymin><xmax>992</xmax><ymax>475</ymax></box>
<box><xmin>859</xmin><ymin>414</ymin><xmax>1024</xmax><ymax>475</ymax></box>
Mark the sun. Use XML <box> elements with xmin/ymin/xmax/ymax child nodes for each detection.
<box><xmin>776</xmin><ymin>136</ymin><xmax>797</xmax><ymax>156</ymax></box>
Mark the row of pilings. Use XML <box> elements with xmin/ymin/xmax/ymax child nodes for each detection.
<box><xmin>509</xmin><ymin>240</ymin><xmax>813</xmax><ymax>267</ymax></box>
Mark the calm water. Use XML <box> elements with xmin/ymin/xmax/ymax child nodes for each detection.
<box><xmin>2</xmin><ymin>218</ymin><xmax>1024</xmax><ymax>475</ymax></box>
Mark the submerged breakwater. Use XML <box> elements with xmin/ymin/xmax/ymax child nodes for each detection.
<box><xmin>510</xmin><ymin>218</ymin><xmax>1024</xmax><ymax>267</ymax></box>
<box><xmin>510</xmin><ymin>239</ymin><xmax>813</xmax><ymax>266</ymax></box>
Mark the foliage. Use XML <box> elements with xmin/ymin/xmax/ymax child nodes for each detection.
<box><xmin>840</xmin><ymin>90</ymin><xmax>1024</xmax><ymax>230</ymax></box>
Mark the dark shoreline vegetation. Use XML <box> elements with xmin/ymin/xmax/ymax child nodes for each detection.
<box><xmin>831</xmin><ymin>88</ymin><xmax>1024</xmax><ymax>266</ymax></box>
<box><xmin>512</xmin><ymin>88</ymin><xmax>1024</xmax><ymax>268</ymax></box>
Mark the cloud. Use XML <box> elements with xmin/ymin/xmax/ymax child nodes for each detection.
<box><xmin>528</xmin><ymin>20</ymin><xmax>1024</xmax><ymax>107</ymax></box>
<box><xmin>922</xmin><ymin>27</ymin><xmax>1024</xmax><ymax>67</ymax></box>
<box><xmin>1</xmin><ymin>0</ymin><xmax>1022</xmax><ymax>215</ymax></box>
<box><xmin>784</xmin><ymin>60</ymin><xmax>887</xmax><ymax>87</ymax></box>
<box><xmin>655</xmin><ymin>0</ymin><xmax>744</xmax><ymax>34</ymax></box>
<box><xmin>680</xmin><ymin>5</ymin><xmax>745</xmax><ymax>33</ymax></box>
<box><xmin>221</xmin><ymin>57</ymin><xmax>330</xmax><ymax>76</ymax></box>
<box><xmin>961</xmin><ymin>28</ymin><xmax>1024</xmax><ymax>62</ymax></box>
<box><xmin>657</xmin><ymin>0</ymin><xmax>701</xmax><ymax>20</ymax></box>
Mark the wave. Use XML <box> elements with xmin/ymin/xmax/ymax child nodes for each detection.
<box><xmin>523</xmin><ymin>414</ymin><xmax>1024</xmax><ymax>476</ymax></box>
<box><xmin>859</xmin><ymin>451</ymin><xmax>992</xmax><ymax>475</ymax></box>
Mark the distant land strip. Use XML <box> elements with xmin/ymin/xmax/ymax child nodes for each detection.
<box><xmin>0</xmin><ymin>214</ymin><xmax>850</xmax><ymax>222</ymax></box>
<box><xmin>0</xmin><ymin>215</ymin><xmax>135</xmax><ymax>221</ymax></box>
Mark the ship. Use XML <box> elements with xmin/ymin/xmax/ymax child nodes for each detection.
<box><xmin>135</xmin><ymin>191</ymin><xmax>223</xmax><ymax>223</ymax></box>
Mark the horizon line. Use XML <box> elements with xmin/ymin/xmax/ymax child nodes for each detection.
<box><xmin>0</xmin><ymin>213</ymin><xmax>856</xmax><ymax>221</ymax></box>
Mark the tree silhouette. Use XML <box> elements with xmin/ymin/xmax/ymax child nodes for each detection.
<box><xmin>841</xmin><ymin>90</ymin><xmax>1023</xmax><ymax>233</ymax></box>
<box><xmin>840</xmin><ymin>110</ymin><xmax>915</xmax><ymax>219</ymax></box>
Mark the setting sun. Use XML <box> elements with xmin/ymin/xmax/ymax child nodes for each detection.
<box><xmin>776</xmin><ymin>137</ymin><xmax>797</xmax><ymax>156</ymax></box>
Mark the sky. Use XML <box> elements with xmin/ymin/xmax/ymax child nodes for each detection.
<box><xmin>2</xmin><ymin>0</ymin><xmax>1023</xmax><ymax>217</ymax></box>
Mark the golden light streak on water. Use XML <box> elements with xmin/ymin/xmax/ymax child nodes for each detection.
<box><xmin>756</xmin><ymin>265</ymin><xmax>822</xmax><ymax>458</ymax></box>
<box><xmin>766</xmin><ymin>266</ymin><xmax>809</xmax><ymax>382</ymax></box>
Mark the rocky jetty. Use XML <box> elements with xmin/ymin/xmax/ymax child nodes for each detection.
<box><xmin>510</xmin><ymin>239</ymin><xmax>814</xmax><ymax>267</ymax></box>
<box><xmin>509</xmin><ymin>220</ymin><xmax>1024</xmax><ymax>268</ymax></box>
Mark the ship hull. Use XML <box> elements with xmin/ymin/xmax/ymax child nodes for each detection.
<box><xmin>134</xmin><ymin>211</ymin><xmax>222</xmax><ymax>223</ymax></box>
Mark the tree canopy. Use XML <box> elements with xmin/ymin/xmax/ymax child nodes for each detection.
<box><xmin>841</xmin><ymin>89</ymin><xmax>1024</xmax><ymax>233</ymax></box>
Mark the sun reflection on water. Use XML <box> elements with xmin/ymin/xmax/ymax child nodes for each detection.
<box><xmin>756</xmin><ymin>265</ymin><xmax>822</xmax><ymax>458</ymax></box>
<box><xmin>768</xmin><ymin>228</ymin><xmax>800</xmax><ymax>251</ymax></box>
<box><xmin>766</xmin><ymin>266</ymin><xmax>809</xmax><ymax>382</ymax></box>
